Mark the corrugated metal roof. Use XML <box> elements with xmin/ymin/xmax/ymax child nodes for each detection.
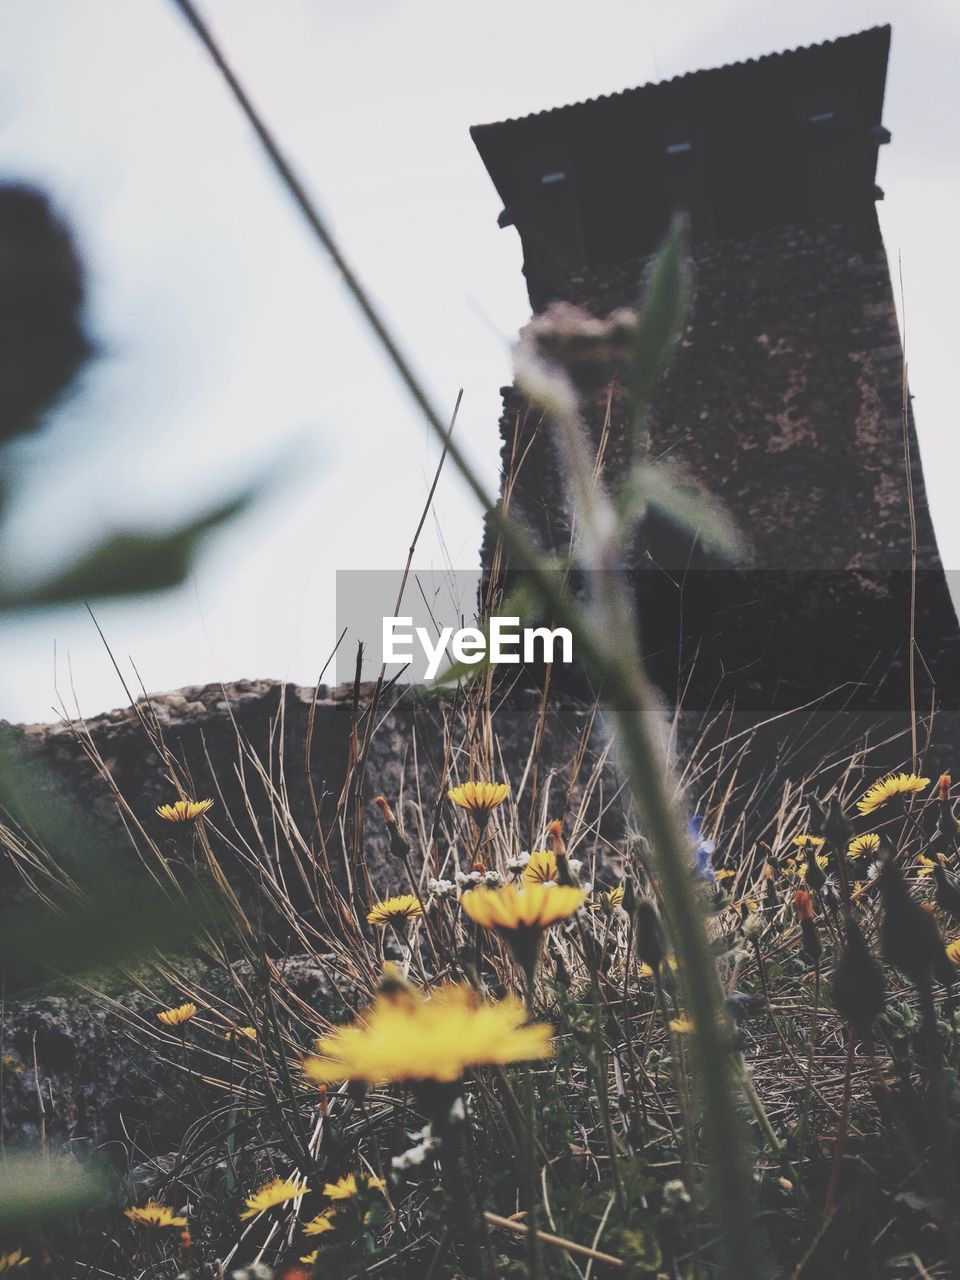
<box><xmin>471</xmin><ymin>25</ymin><xmax>890</xmax><ymax>136</ymax></box>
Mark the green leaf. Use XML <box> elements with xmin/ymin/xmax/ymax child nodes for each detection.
<box><xmin>429</xmin><ymin>622</ymin><xmax>492</xmax><ymax>691</ymax></box>
<box><xmin>627</xmin><ymin>216</ymin><xmax>690</xmax><ymax>445</ymax></box>
<box><xmin>615</xmin><ymin>1225</ymin><xmax>663</xmax><ymax>1273</ymax></box>
<box><xmin>618</xmin><ymin>459</ymin><xmax>746</xmax><ymax>565</ymax></box>
<box><xmin>0</xmin><ymin>1155</ymin><xmax>109</xmax><ymax>1229</ymax></box>
<box><xmin>4</xmin><ymin>487</ymin><xmax>259</xmax><ymax>608</ymax></box>
<box><xmin>0</xmin><ymin>874</ymin><xmax>225</xmax><ymax>997</ymax></box>
<box><xmin>0</xmin><ymin>739</ymin><xmax>230</xmax><ymax>996</ymax></box>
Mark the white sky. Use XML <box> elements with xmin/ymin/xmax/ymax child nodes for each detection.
<box><xmin>0</xmin><ymin>0</ymin><xmax>958</xmax><ymax>723</ymax></box>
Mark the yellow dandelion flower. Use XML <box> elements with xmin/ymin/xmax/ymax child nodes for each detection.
<box><xmin>447</xmin><ymin>781</ymin><xmax>510</xmax><ymax>821</ymax></box>
<box><xmin>792</xmin><ymin>834</ymin><xmax>825</xmax><ymax>849</ymax></box>
<box><xmin>782</xmin><ymin>854</ymin><xmax>829</xmax><ymax>882</ymax></box>
<box><xmin>714</xmin><ymin>868</ymin><xmax>735</xmax><ymax>882</ymax></box>
<box><xmin>239</xmin><ymin>1176</ymin><xmax>309</xmax><ymax>1220</ymax></box>
<box><xmin>460</xmin><ymin>883</ymin><xmax>585</xmax><ymax>933</ymax></box>
<box><xmin>0</xmin><ymin>1252</ymin><xmax>30</xmax><ymax>1271</ymax></box>
<box><xmin>639</xmin><ymin>955</ymin><xmax>679</xmax><ymax>978</ymax></box>
<box><xmin>322</xmin><ymin>1173</ymin><xmax>386</xmax><ymax>1200</ymax></box>
<box><xmin>669</xmin><ymin>1016</ymin><xmax>694</xmax><ymax>1034</ymax></box>
<box><xmin>225</xmin><ymin>1025</ymin><xmax>258</xmax><ymax>1044</ymax></box>
<box><xmin>303</xmin><ymin>982</ymin><xmax>552</xmax><ymax>1087</ymax></box>
<box><xmin>366</xmin><ymin>894</ymin><xmax>423</xmax><ymax>927</ymax></box>
<box><xmin>911</xmin><ymin>849</ymin><xmax>942</xmax><ymax>880</ymax></box>
<box><xmin>156</xmin><ymin>798</ymin><xmax>214</xmax><ymax>822</ymax></box>
<box><xmin>157</xmin><ymin>1002</ymin><xmax>197</xmax><ymax>1028</ymax></box>
<box><xmin>523</xmin><ymin>850</ymin><xmax>558</xmax><ymax>884</ymax></box>
<box><xmin>946</xmin><ymin>939</ymin><xmax>960</xmax><ymax>966</ymax></box>
<box><xmin>848</xmin><ymin>833</ymin><xmax>880</xmax><ymax>859</ymax></box>
<box><xmin>303</xmin><ymin>1210</ymin><xmax>336</xmax><ymax>1237</ymax></box>
<box><xmin>591</xmin><ymin>885</ymin><xmax>625</xmax><ymax>911</ymax></box>
<box><xmin>300</xmin><ymin>1249</ymin><xmax>321</xmax><ymax>1263</ymax></box>
<box><xmin>857</xmin><ymin>773</ymin><xmax>930</xmax><ymax>816</ymax></box>
<box><xmin>124</xmin><ymin>1202</ymin><xmax>187</xmax><ymax>1229</ymax></box>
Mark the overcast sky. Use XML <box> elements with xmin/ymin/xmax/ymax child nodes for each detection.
<box><xmin>0</xmin><ymin>0</ymin><xmax>958</xmax><ymax>724</ymax></box>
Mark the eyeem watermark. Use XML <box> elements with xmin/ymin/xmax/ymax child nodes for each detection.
<box><xmin>383</xmin><ymin>616</ymin><xmax>573</xmax><ymax>679</ymax></box>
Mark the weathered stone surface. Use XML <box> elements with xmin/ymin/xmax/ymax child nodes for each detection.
<box><xmin>0</xmin><ymin>953</ymin><xmax>343</xmax><ymax>1162</ymax></box>
<box><xmin>0</xmin><ymin>677</ymin><xmax>622</xmax><ymax>1157</ymax></box>
<box><xmin>3</xmin><ymin>677</ymin><xmax>617</xmax><ymax>899</ymax></box>
<box><xmin>472</xmin><ymin>31</ymin><xmax>960</xmax><ymax>747</ymax></box>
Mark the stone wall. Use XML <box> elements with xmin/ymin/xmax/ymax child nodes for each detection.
<box><xmin>0</xmin><ymin>676</ymin><xmax>622</xmax><ymax>1157</ymax></box>
<box><xmin>483</xmin><ymin>215</ymin><xmax>960</xmax><ymax>732</ymax></box>
<box><xmin>3</xmin><ymin>677</ymin><xmax>619</xmax><ymax>908</ymax></box>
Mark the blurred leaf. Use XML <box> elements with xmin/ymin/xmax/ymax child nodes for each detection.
<box><xmin>0</xmin><ymin>874</ymin><xmax>224</xmax><ymax>997</ymax></box>
<box><xmin>0</xmin><ymin>1155</ymin><xmax>109</xmax><ymax>1229</ymax></box>
<box><xmin>430</xmin><ymin>646</ymin><xmax>491</xmax><ymax>692</ymax></box>
<box><xmin>627</xmin><ymin>216</ymin><xmax>690</xmax><ymax>444</ymax></box>
<box><xmin>618</xmin><ymin>459</ymin><xmax>746</xmax><ymax>565</ymax></box>
<box><xmin>429</xmin><ymin>573</ymin><xmax>572</xmax><ymax>690</ymax></box>
<box><xmin>0</xmin><ymin>739</ymin><xmax>230</xmax><ymax>996</ymax></box>
<box><xmin>3</xmin><ymin>486</ymin><xmax>260</xmax><ymax>608</ymax></box>
<box><xmin>0</xmin><ymin>186</ymin><xmax>90</xmax><ymax>447</ymax></box>
<box><xmin>615</xmin><ymin>1225</ymin><xmax>663</xmax><ymax>1272</ymax></box>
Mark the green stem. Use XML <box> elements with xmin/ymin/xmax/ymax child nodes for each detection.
<box><xmin>796</xmin><ymin>961</ymin><xmax>820</xmax><ymax>1187</ymax></box>
<box><xmin>174</xmin><ymin>13</ymin><xmax>758</xmax><ymax>1272</ymax></box>
<box><xmin>518</xmin><ymin>967</ymin><xmax>547</xmax><ymax>1280</ymax></box>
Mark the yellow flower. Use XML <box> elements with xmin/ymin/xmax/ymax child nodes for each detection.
<box><xmin>239</xmin><ymin>1176</ymin><xmax>309</xmax><ymax>1220</ymax></box>
<box><xmin>640</xmin><ymin>955</ymin><xmax>678</xmax><ymax>978</ymax></box>
<box><xmin>792</xmin><ymin>834</ymin><xmax>825</xmax><ymax>849</ymax></box>
<box><xmin>447</xmin><ymin>781</ymin><xmax>510</xmax><ymax>821</ymax></box>
<box><xmin>303</xmin><ymin>982</ymin><xmax>553</xmax><ymax>1087</ymax></box>
<box><xmin>591</xmin><ymin>885</ymin><xmax>625</xmax><ymax>911</ymax></box>
<box><xmin>0</xmin><ymin>1252</ymin><xmax>30</xmax><ymax>1271</ymax></box>
<box><xmin>713</xmin><ymin>868</ymin><xmax>735</xmax><ymax>882</ymax></box>
<box><xmin>156</xmin><ymin>798</ymin><xmax>214</xmax><ymax>822</ymax></box>
<box><xmin>366</xmin><ymin>894</ymin><xmax>423</xmax><ymax>927</ymax></box>
<box><xmin>460</xmin><ymin>883</ymin><xmax>585</xmax><ymax>933</ymax></box>
<box><xmin>300</xmin><ymin>1250</ymin><xmax>321</xmax><ymax>1264</ymax></box>
<box><xmin>323</xmin><ymin>1173</ymin><xmax>386</xmax><ymax>1200</ymax></box>
<box><xmin>669</xmin><ymin>1016</ymin><xmax>694</xmax><ymax>1034</ymax></box>
<box><xmin>225</xmin><ymin>1025</ymin><xmax>258</xmax><ymax>1044</ymax></box>
<box><xmin>848</xmin><ymin>833</ymin><xmax>880</xmax><ymax>860</ymax></box>
<box><xmin>303</xmin><ymin>1211</ymin><xmax>336</xmax><ymax>1237</ymax></box>
<box><xmin>523</xmin><ymin>850</ymin><xmax>558</xmax><ymax>884</ymax></box>
<box><xmin>915</xmin><ymin>854</ymin><xmax>937</xmax><ymax>878</ymax></box>
<box><xmin>124</xmin><ymin>1202</ymin><xmax>187</xmax><ymax>1229</ymax></box>
<box><xmin>946</xmin><ymin>939</ymin><xmax>960</xmax><ymax>966</ymax></box>
<box><xmin>782</xmin><ymin>854</ymin><xmax>829</xmax><ymax>882</ymax></box>
<box><xmin>857</xmin><ymin>773</ymin><xmax>930</xmax><ymax>816</ymax></box>
<box><xmin>157</xmin><ymin>1002</ymin><xmax>197</xmax><ymax>1028</ymax></box>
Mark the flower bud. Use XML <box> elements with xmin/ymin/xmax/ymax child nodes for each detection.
<box><xmin>633</xmin><ymin>898</ymin><xmax>665</xmax><ymax>973</ymax></box>
<box><xmin>879</xmin><ymin>856</ymin><xmax>954</xmax><ymax>988</ymax></box>
<box><xmin>373</xmin><ymin>794</ymin><xmax>412</xmax><ymax>860</ymax></box>
<box><xmin>742</xmin><ymin>912</ymin><xmax>764</xmax><ymax>941</ymax></box>
<box><xmin>831</xmin><ymin>919</ymin><xmax>885</xmax><ymax>1030</ymax></box>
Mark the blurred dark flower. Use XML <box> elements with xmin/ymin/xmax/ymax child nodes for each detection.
<box><xmin>0</xmin><ymin>185</ymin><xmax>89</xmax><ymax>442</ymax></box>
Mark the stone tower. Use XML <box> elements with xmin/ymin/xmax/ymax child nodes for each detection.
<box><xmin>472</xmin><ymin>26</ymin><xmax>960</xmax><ymax>767</ymax></box>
